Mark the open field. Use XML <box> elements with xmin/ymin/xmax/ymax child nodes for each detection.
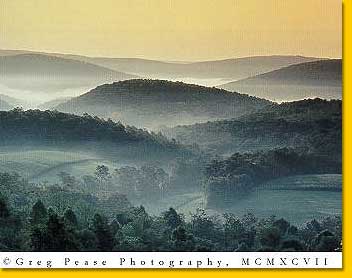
<box><xmin>0</xmin><ymin>149</ymin><xmax>121</xmax><ymax>183</ymax></box>
<box><xmin>142</xmin><ymin>174</ymin><xmax>342</xmax><ymax>225</ymax></box>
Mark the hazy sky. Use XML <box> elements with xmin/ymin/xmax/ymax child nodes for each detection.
<box><xmin>0</xmin><ymin>0</ymin><xmax>342</xmax><ymax>61</ymax></box>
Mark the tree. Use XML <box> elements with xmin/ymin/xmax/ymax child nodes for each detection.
<box><xmin>43</xmin><ymin>212</ymin><xmax>80</xmax><ymax>251</ymax></box>
<box><xmin>30</xmin><ymin>200</ymin><xmax>47</xmax><ymax>226</ymax></box>
<box><xmin>64</xmin><ymin>208</ymin><xmax>78</xmax><ymax>227</ymax></box>
<box><xmin>258</xmin><ymin>226</ymin><xmax>281</xmax><ymax>250</ymax></box>
<box><xmin>57</xmin><ymin>172</ymin><xmax>78</xmax><ymax>189</ymax></box>
<box><xmin>78</xmin><ymin>229</ymin><xmax>97</xmax><ymax>251</ymax></box>
<box><xmin>92</xmin><ymin>213</ymin><xmax>114</xmax><ymax>251</ymax></box>
<box><xmin>0</xmin><ymin>195</ymin><xmax>10</xmax><ymax>218</ymax></box>
<box><xmin>45</xmin><ymin>212</ymin><xmax>67</xmax><ymax>251</ymax></box>
<box><xmin>223</xmin><ymin>213</ymin><xmax>246</xmax><ymax>250</ymax></box>
<box><xmin>30</xmin><ymin>226</ymin><xmax>46</xmax><ymax>251</ymax></box>
<box><xmin>171</xmin><ymin>226</ymin><xmax>195</xmax><ymax>251</ymax></box>
<box><xmin>312</xmin><ymin>230</ymin><xmax>340</xmax><ymax>251</ymax></box>
<box><xmin>95</xmin><ymin>165</ymin><xmax>111</xmax><ymax>182</ymax></box>
<box><xmin>280</xmin><ymin>239</ymin><xmax>305</xmax><ymax>251</ymax></box>
<box><xmin>191</xmin><ymin>209</ymin><xmax>219</xmax><ymax>242</ymax></box>
<box><xmin>163</xmin><ymin>208</ymin><xmax>182</xmax><ymax>230</ymax></box>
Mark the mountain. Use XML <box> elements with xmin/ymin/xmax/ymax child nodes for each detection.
<box><xmin>55</xmin><ymin>79</ymin><xmax>272</xmax><ymax>129</ymax></box>
<box><xmin>219</xmin><ymin>59</ymin><xmax>342</xmax><ymax>101</ymax></box>
<box><xmin>0</xmin><ymin>109</ymin><xmax>190</xmax><ymax>161</ymax></box>
<box><xmin>0</xmin><ymin>54</ymin><xmax>137</xmax><ymax>97</ymax></box>
<box><xmin>0</xmin><ymin>50</ymin><xmax>321</xmax><ymax>83</ymax></box>
<box><xmin>163</xmin><ymin>98</ymin><xmax>342</xmax><ymax>157</ymax></box>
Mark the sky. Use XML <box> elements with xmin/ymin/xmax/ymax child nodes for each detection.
<box><xmin>0</xmin><ymin>0</ymin><xmax>342</xmax><ymax>61</ymax></box>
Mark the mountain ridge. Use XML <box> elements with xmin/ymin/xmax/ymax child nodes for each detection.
<box><xmin>219</xmin><ymin>59</ymin><xmax>342</xmax><ymax>101</ymax></box>
<box><xmin>0</xmin><ymin>49</ymin><xmax>324</xmax><ymax>80</ymax></box>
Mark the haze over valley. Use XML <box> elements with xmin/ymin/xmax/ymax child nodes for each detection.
<box><xmin>0</xmin><ymin>50</ymin><xmax>342</xmax><ymax>226</ymax></box>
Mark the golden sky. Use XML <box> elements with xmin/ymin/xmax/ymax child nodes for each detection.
<box><xmin>0</xmin><ymin>0</ymin><xmax>342</xmax><ymax>61</ymax></box>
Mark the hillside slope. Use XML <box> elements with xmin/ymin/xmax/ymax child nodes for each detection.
<box><xmin>56</xmin><ymin>79</ymin><xmax>272</xmax><ymax>129</ymax></box>
<box><xmin>163</xmin><ymin>98</ymin><xmax>341</xmax><ymax>157</ymax></box>
<box><xmin>0</xmin><ymin>54</ymin><xmax>137</xmax><ymax>94</ymax></box>
<box><xmin>0</xmin><ymin>109</ymin><xmax>189</xmax><ymax>161</ymax></box>
<box><xmin>219</xmin><ymin>59</ymin><xmax>342</xmax><ymax>101</ymax></box>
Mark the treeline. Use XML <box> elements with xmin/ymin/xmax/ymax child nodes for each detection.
<box><xmin>164</xmin><ymin>98</ymin><xmax>342</xmax><ymax>156</ymax></box>
<box><xmin>205</xmin><ymin>148</ymin><xmax>341</xmax><ymax>208</ymax></box>
<box><xmin>0</xmin><ymin>108</ymin><xmax>166</xmax><ymax>145</ymax></box>
<box><xmin>0</xmin><ymin>108</ymin><xmax>192</xmax><ymax>160</ymax></box>
<box><xmin>0</xmin><ymin>169</ymin><xmax>342</xmax><ymax>252</ymax></box>
<box><xmin>0</xmin><ymin>196</ymin><xmax>342</xmax><ymax>252</ymax></box>
<box><xmin>0</xmin><ymin>159</ymin><xmax>203</xmax><ymax>223</ymax></box>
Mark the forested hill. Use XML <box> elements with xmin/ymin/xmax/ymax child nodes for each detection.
<box><xmin>163</xmin><ymin>98</ymin><xmax>342</xmax><ymax>157</ymax></box>
<box><xmin>240</xmin><ymin>98</ymin><xmax>341</xmax><ymax>121</ymax></box>
<box><xmin>56</xmin><ymin>79</ymin><xmax>272</xmax><ymax>129</ymax></box>
<box><xmin>0</xmin><ymin>109</ymin><xmax>189</xmax><ymax>159</ymax></box>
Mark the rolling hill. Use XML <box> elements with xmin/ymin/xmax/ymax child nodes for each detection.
<box><xmin>55</xmin><ymin>79</ymin><xmax>272</xmax><ymax>129</ymax></box>
<box><xmin>0</xmin><ymin>109</ymin><xmax>194</xmax><ymax>161</ymax></box>
<box><xmin>0</xmin><ymin>50</ymin><xmax>321</xmax><ymax>84</ymax></box>
<box><xmin>219</xmin><ymin>59</ymin><xmax>342</xmax><ymax>101</ymax></box>
<box><xmin>0</xmin><ymin>54</ymin><xmax>137</xmax><ymax>101</ymax></box>
<box><xmin>72</xmin><ymin>55</ymin><xmax>322</xmax><ymax>80</ymax></box>
<box><xmin>163</xmin><ymin>98</ymin><xmax>342</xmax><ymax>156</ymax></box>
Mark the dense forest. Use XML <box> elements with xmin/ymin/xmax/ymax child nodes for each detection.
<box><xmin>0</xmin><ymin>171</ymin><xmax>342</xmax><ymax>252</ymax></box>
<box><xmin>0</xmin><ymin>86</ymin><xmax>342</xmax><ymax>253</ymax></box>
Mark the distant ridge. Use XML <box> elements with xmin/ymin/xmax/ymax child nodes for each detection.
<box><xmin>0</xmin><ymin>49</ymin><xmax>322</xmax><ymax>80</ymax></box>
<box><xmin>38</xmin><ymin>97</ymin><xmax>72</xmax><ymax>110</ymax></box>
<box><xmin>0</xmin><ymin>53</ymin><xmax>137</xmax><ymax>93</ymax></box>
<box><xmin>0</xmin><ymin>94</ymin><xmax>24</xmax><ymax>107</ymax></box>
<box><xmin>219</xmin><ymin>59</ymin><xmax>342</xmax><ymax>101</ymax></box>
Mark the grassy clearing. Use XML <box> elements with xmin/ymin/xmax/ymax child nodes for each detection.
<box><xmin>0</xmin><ymin>150</ymin><xmax>107</xmax><ymax>182</ymax></box>
<box><xmin>261</xmin><ymin>174</ymin><xmax>342</xmax><ymax>191</ymax></box>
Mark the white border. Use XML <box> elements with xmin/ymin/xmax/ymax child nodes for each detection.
<box><xmin>0</xmin><ymin>252</ymin><xmax>342</xmax><ymax>269</ymax></box>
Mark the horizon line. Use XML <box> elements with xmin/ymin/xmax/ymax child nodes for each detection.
<box><xmin>0</xmin><ymin>48</ymin><xmax>342</xmax><ymax>63</ymax></box>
